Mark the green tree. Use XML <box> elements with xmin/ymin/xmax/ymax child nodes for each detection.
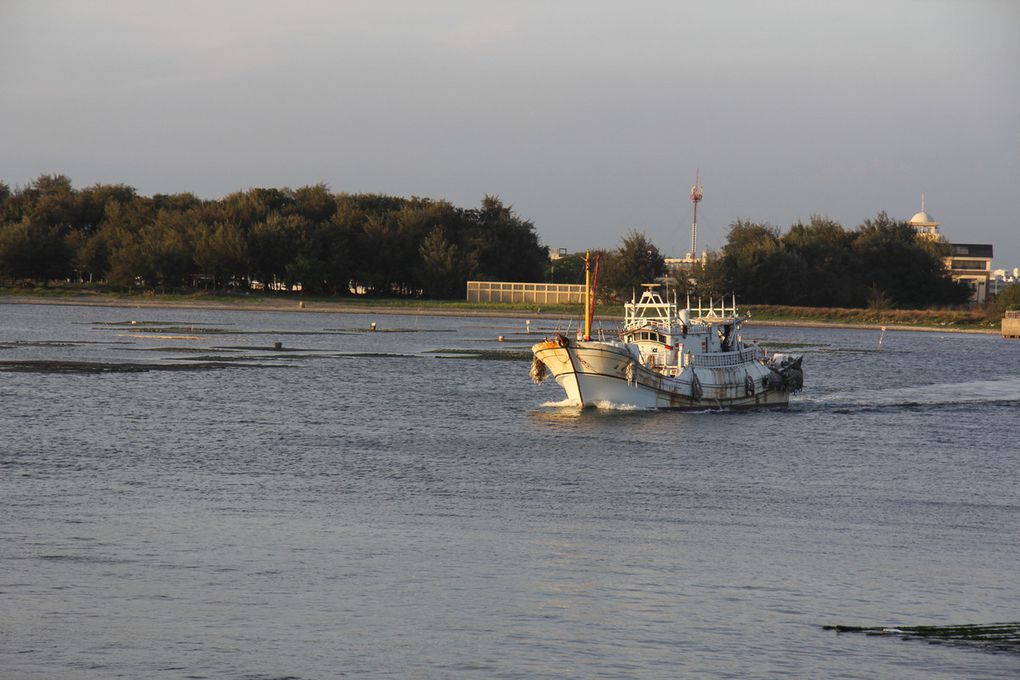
<box><xmin>292</xmin><ymin>183</ymin><xmax>336</xmax><ymax>222</ymax></box>
<box><xmin>151</xmin><ymin>192</ymin><xmax>202</xmax><ymax>214</ymax></box>
<box><xmin>121</xmin><ymin>210</ymin><xmax>198</xmax><ymax>290</ymax></box>
<box><xmin>0</xmin><ymin>217</ymin><xmax>74</xmax><ymax>281</ymax></box>
<box><xmin>76</xmin><ymin>183</ymin><xmax>137</xmax><ymax>233</ymax></box>
<box><xmin>418</xmin><ymin>226</ymin><xmax>474</xmax><ymax>298</ymax></box>
<box><xmin>994</xmin><ymin>282</ymin><xmax>1020</xmax><ymax>312</ymax></box>
<box><xmin>288</xmin><ymin>218</ymin><xmax>352</xmax><ymax>295</ymax></box>
<box><xmin>851</xmin><ymin>212</ymin><xmax>969</xmax><ymax>308</ymax></box>
<box><xmin>195</xmin><ymin>222</ymin><xmax>250</xmax><ymax>288</ymax></box>
<box><xmin>24</xmin><ymin>174</ymin><xmax>78</xmax><ymax>229</ymax></box>
<box><xmin>714</xmin><ymin>220</ymin><xmax>783</xmax><ymax>303</ymax></box>
<box><xmin>72</xmin><ymin>231</ymin><xmax>113</xmax><ymax>282</ymax></box>
<box><xmin>249</xmin><ymin>214</ymin><xmax>302</xmax><ymax>290</ymax></box>
<box><xmin>464</xmin><ymin>196</ymin><xmax>547</xmax><ymax>282</ymax></box>
<box><xmin>546</xmin><ymin>253</ymin><xmax>585</xmax><ymax>284</ymax></box>
<box><xmin>598</xmin><ymin>231</ymin><xmax>666</xmax><ymax>300</ymax></box>
<box><xmin>683</xmin><ymin>253</ymin><xmax>727</xmax><ymax>300</ymax></box>
<box><xmin>780</xmin><ymin>215</ymin><xmax>857</xmax><ymax>306</ymax></box>
<box><xmin>86</xmin><ymin>199</ymin><xmax>155</xmax><ymax>284</ymax></box>
<box><xmin>106</xmin><ymin>238</ymin><xmax>150</xmax><ymax>289</ymax></box>
<box><xmin>0</xmin><ymin>181</ymin><xmax>13</xmax><ymax>223</ymax></box>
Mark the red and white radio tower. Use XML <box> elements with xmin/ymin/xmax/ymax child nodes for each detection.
<box><xmin>689</xmin><ymin>170</ymin><xmax>704</xmax><ymax>257</ymax></box>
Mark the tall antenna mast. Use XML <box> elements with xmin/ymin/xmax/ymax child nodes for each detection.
<box><xmin>690</xmin><ymin>169</ymin><xmax>704</xmax><ymax>257</ymax></box>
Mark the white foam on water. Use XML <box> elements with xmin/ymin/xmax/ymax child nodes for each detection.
<box><xmin>539</xmin><ymin>398</ymin><xmax>582</xmax><ymax>408</ymax></box>
<box><xmin>591</xmin><ymin>400</ymin><xmax>644</xmax><ymax>411</ymax></box>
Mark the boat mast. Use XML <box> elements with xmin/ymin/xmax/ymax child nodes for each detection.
<box><xmin>582</xmin><ymin>250</ymin><xmax>599</xmax><ymax>340</ymax></box>
<box><xmin>584</xmin><ymin>250</ymin><xmax>592</xmax><ymax>341</ymax></box>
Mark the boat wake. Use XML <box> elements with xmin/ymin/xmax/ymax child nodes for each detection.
<box><xmin>537</xmin><ymin>398</ymin><xmax>650</xmax><ymax>411</ymax></box>
<box><xmin>591</xmin><ymin>400</ymin><xmax>644</xmax><ymax>411</ymax></box>
<box><xmin>540</xmin><ymin>398</ymin><xmax>582</xmax><ymax>408</ymax></box>
<box><xmin>799</xmin><ymin>376</ymin><xmax>1020</xmax><ymax>412</ymax></box>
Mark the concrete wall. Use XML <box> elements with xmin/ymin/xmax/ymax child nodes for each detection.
<box><xmin>1003</xmin><ymin>313</ymin><xmax>1020</xmax><ymax>339</ymax></box>
<box><xmin>467</xmin><ymin>281</ymin><xmax>585</xmax><ymax>304</ymax></box>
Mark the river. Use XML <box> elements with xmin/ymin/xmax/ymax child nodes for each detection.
<box><xmin>1</xmin><ymin>301</ymin><xmax>1018</xmax><ymax>678</ymax></box>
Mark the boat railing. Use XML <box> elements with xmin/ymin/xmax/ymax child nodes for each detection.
<box><xmin>689</xmin><ymin>294</ymin><xmax>738</xmax><ymax>319</ymax></box>
<box><xmin>691</xmin><ymin>347</ymin><xmax>760</xmax><ymax>368</ymax></box>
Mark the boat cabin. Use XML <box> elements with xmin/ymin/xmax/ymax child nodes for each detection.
<box><xmin>619</xmin><ymin>285</ymin><xmax>748</xmax><ymax>375</ymax></box>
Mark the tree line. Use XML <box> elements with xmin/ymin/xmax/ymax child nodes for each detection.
<box><xmin>0</xmin><ymin>175</ymin><xmax>548</xmax><ymax>297</ymax></box>
<box><xmin>554</xmin><ymin>214</ymin><xmax>972</xmax><ymax>309</ymax></box>
<box><xmin>0</xmin><ymin>175</ymin><xmax>983</xmax><ymax>308</ymax></box>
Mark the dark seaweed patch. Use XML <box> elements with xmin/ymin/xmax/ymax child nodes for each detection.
<box><xmin>427</xmin><ymin>348</ymin><xmax>532</xmax><ymax>361</ymax></box>
<box><xmin>108</xmin><ymin>326</ymin><xmax>232</xmax><ymax>335</ymax></box>
<box><xmin>116</xmin><ymin>346</ymin><xmax>239</xmax><ymax>353</ymax></box>
<box><xmin>0</xmin><ymin>360</ymin><xmax>277</xmax><ymax>374</ymax></box>
<box><xmin>323</xmin><ymin>327</ymin><xmax>457</xmax><ymax>333</ymax></box>
<box><xmin>824</xmin><ymin>623</ymin><xmax>1020</xmax><ymax>655</ymax></box>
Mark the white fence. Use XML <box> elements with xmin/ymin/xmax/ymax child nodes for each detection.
<box><xmin>466</xmin><ymin>281</ymin><xmax>585</xmax><ymax>304</ymax></box>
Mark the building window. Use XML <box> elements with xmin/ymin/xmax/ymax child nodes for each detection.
<box><xmin>951</xmin><ymin>259</ymin><xmax>988</xmax><ymax>270</ymax></box>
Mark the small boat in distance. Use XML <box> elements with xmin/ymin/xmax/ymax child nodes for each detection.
<box><xmin>530</xmin><ymin>255</ymin><xmax>803</xmax><ymax>409</ymax></box>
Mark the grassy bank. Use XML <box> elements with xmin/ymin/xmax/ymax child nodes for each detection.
<box><xmin>0</xmin><ymin>286</ymin><xmax>580</xmax><ymax>317</ymax></box>
<box><xmin>0</xmin><ymin>285</ymin><xmax>1002</xmax><ymax>331</ymax></box>
<box><xmin>746</xmin><ymin>304</ymin><xmax>1000</xmax><ymax>331</ymax></box>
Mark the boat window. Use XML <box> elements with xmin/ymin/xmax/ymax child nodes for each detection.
<box><xmin>636</xmin><ymin>331</ymin><xmax>667</xmax><ymax>343</ymax></box>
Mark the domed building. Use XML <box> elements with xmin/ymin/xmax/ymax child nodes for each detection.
<box><xmin>908</xmin><ymin>194</ymin><xmax>993</xmax><ymax>303</ymax></box>
<box><xmin>908</xmin><ymin>199</ymin><xmax>940</xmax><ymax>241</ymax></box>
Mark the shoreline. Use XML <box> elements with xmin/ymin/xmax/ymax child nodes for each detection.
<box><xmin>0</xmin><ymin>294</ymin><xmax>1000</xmax><ymax>335</ymax></box>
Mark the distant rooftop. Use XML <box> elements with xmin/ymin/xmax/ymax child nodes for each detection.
<box><xmin>948</xmin><ymin>243</ymin><xmax>994</xmax><ymax>258</ymax></box>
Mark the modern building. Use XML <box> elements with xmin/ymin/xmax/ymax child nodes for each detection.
<box><xmin>943</xmin><ymin>243</ymin><xmax>994</xmax><ymax>303</ymax></box>
<box><xmin>907</xmin><ymin>197</ymin><xmax>994</xmax><ymax>304</ymax></box>
<box><xmin>665</xmin><ymin>251</ymin><xmax>707</xmax><ymax>274</ymax></box>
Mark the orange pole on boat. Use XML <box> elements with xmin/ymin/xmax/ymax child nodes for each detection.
<box><xmin>583</xmin><ymin>250</ymin><xmax>591</xmax><ymax>341</ymax></box>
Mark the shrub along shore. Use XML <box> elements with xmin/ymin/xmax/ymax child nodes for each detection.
<box><xmin>0</xmin><ymin>287</ymin><xmax>1001</xmax><ymax>333</ymax></box>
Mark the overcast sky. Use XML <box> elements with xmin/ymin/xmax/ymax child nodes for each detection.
<box><xmin>2</xmin><ymin>0</ymin><xmax>1018</xmax><ymax>266</ymax></box>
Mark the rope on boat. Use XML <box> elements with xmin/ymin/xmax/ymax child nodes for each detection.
<box><xmin>691</xmin><ymin>372</ymin><xmax>703</xmax><ymax>401</ymax></box>
<box><xmin>530</xmin><ymin>355</ymin><xmax>548</xmax><ymax>384</ymax></box>
<box><xmin>625</xmin><ymin>361</ymin><xmax>636</xmax><ymax>386</ymax></box>
<box><xmin>744</xmin><ymin>372</ymin><xmax>755</xmax><ymax>397</ymax></box>
<box><xmin>784</xmin><ymin>357</ymin><xmax>804</xmax><ymax>393</ymax></box>
<box><xmin>766</xmin><ymin>355</ymin><xmax>804</xmax><ymax>394</ymax></box>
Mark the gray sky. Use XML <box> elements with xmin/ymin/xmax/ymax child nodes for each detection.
<box><xmin>2</xmin><ymin>0</ymin><xmax>1018</xmax><ymax>267</ymax></box>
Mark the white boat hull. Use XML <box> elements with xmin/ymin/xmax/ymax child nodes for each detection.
<box><xmin>534</xmin><ymin>339</ymin><xmax>790</xmax><ymax>410</ymax></box>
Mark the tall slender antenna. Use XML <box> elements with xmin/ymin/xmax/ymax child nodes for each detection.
<box><xmin>690</xmin><ymin>170</ymin><xmax>703</xmax><ymax>257</ymax></box>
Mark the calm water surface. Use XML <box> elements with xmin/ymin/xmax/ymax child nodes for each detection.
<box><xmin>1</xmin><ymin>302</ymin><xmax>1018</xmax><ymax>679</ymax></box>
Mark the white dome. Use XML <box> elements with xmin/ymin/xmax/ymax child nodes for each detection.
<box><xmin>909</xmin><ymin>211</ymin><xmax>936</xmax><ymax>225</ymax></box>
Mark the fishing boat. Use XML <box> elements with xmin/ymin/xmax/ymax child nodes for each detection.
<box><xmin>530</xmin><ymin>254</ymin><xmax>803</xmax><ymax>409</ymax></box>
